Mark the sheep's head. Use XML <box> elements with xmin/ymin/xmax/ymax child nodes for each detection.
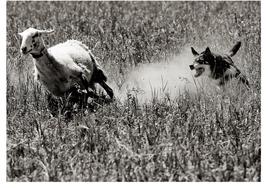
<box><xmin>18</xmin><ymin>28</ymin><xmax>54</xmax><ymax>56</ymax></box>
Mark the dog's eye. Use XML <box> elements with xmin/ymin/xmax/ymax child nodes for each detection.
<box><xmin>197</xmin><ymin>59</ymin><xmax>204</xmax><ymax>64</ymax></box>
<box><xmin>199</xmin><ymin>57</ymin><xmax>204</xmax><ymax>61</ymax></box>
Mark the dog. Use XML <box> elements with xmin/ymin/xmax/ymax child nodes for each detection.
<box><xmin>189</xmin><ymin>41</ymin><xmax>250</xmax><ymax>88</ymax></box>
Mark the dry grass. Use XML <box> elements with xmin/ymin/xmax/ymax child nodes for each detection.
<box><xmin>6</xmin><ymin>1</ymin><xmax>260</xmax><ymax>181</ymax></box>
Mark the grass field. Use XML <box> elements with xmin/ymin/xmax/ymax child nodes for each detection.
<box><xmin>6</xmin><ymin>1</ymin><xmax>261</xmax><ymax>181</ymax></box>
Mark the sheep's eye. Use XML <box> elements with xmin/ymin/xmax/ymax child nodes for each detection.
<box><xmin>32</xmin><ymin>33</ymin><xmax>39</xmax><ymax>38</ymax></box>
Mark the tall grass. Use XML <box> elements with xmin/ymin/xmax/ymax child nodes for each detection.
<box><xmin>6</xmin><ymin>1</ymin><xmax>260</xmax><ymax>181</ymax></box>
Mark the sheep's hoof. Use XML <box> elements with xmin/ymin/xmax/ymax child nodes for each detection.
<box><xmin>87</xmin><ymin>97</ymin><xmax>94</xmax><ymax>104</ymax></box>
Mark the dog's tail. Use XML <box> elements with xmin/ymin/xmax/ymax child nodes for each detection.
<box><xmin>229</xmin><ymin>41</ymin><xmax>241</xmax><ymax>57</ymax></box>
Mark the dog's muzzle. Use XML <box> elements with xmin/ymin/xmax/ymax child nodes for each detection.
<box><xmin>189</xmin><ymin>65</ymin><xmax>194</xmax><ymax>70</ymax></box>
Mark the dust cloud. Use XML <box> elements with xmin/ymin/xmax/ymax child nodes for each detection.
<box><xmin>112</xmin><ymin>48</ymin><xmax>205</xmax><ymax>103</ymax></box>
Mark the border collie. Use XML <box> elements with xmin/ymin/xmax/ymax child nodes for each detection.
<box><xmin>189</xmin><ymin>42</ymin><xmax>250</xmax><ymax>88</ymax></box>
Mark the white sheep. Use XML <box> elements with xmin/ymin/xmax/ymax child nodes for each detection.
<box><xmin>18</xmin><ymin>28</ymin><xmax>114</xmax><ymax>102</ymax></box>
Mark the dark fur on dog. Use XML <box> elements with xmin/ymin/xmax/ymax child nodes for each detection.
<box><xmin>190</xmin><ymin>41</ymin><xmax>250</xmax><ymax>88</ymax></box>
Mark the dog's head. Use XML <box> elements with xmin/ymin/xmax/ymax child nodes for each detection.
<box><xmin>190</xmin><ymin>47</ymin><xmax>214</xmax><ymax>77</ymax></box>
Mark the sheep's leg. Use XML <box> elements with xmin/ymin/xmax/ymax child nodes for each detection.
<box><xmin>99</xmin><ymin>81</ymin><xmax>114</xmax><ymax>99</ymax></box>
<box><xmin>80</xmin><ymin>74</ymin><xmax>99</xmax><ymax>99</ymax></box>
<box><xmin>63</xmin><ymin>86</ymin><xmax>86</xmax><ymax>117</ymax></box>
<box><xmin>89</xmin><ymin>83</ymin><xmax>96</xmax><ymax>93</ymax></box>
<box><xmin>46</xmin><ymin>92</ymin><xmax>60</xmax><ymax>116</ymax></box>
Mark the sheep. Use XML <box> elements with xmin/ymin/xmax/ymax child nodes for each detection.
<box><xmin>18</xmin><ymin>27</ymin><xmax>114</xmax><ymax>109</ymax></box>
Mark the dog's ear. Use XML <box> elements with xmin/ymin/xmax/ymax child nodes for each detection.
<box><xmin>191</xmin><ymin>47</ymin><xmax>199</xmax><ymax>56</ymax></box>
<box><xmin>229</xmin><ymin>41</ymin><xmax>241</xmax><ymax>57</ymax></box>
<box><xmin>205</xmin><ymin>47</ymin><xmax>211</xmax><ymax>54</ymax></box>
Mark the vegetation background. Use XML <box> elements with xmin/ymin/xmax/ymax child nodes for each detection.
<box><xmin>6</xmin><ymin>1</ymin><xmax>260</xmax><ymax>181</ymax></box>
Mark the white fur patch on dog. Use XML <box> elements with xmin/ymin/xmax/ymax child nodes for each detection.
<box><xmin>224</xmin><ymin>65</ymin><xmax>237</xmax><ymax>76</ymax></box>
<box><xmin>193</xmin><ymin>63</ymin><xmax>211</xmax><ymax>77</ymax></box>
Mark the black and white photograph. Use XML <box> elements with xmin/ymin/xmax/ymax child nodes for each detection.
<box><xmin>5</xmin><ymin>0</ymin><xmax>261</xmax><ymax>182</ymax></box>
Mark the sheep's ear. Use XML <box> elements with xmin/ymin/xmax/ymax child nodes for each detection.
<box><xmin>36</xmin><ymin>29</ymin><xmax>54</xmax><ymax>35</ymax></box>
<box><xmin>18</xmin><ymin>32</ymin><xmax>23</xmax><ymax>37</ymax></box>
<box><xmin>191</xmin><ymin>47</ymin><xmax>199</xmax><ymax>56</ymax></box>
<box><xmin>205</xmin><ymin>47</ymin><xmax>211</xmax><ymax>54</ymax></box>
